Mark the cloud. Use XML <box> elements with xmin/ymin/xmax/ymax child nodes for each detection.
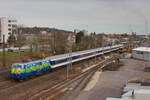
<box><xmin>0</xmin><ymin>0</ymin><xmax>149</xmax><ymax>34</ymax></box>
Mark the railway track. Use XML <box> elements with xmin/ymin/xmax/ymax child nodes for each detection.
<box><xmin>28</xmin><ymin>57</ymin><xmax>114</xmax><ymax>100</ymax></box>
<box><xmin>0</xmin><ymin>52</ymin><xmax>119</xmax><ymax>100</ymax></box>
<box><xmin>0</xmin><ymin>80</ymin><xmax>16</xmax><ymax>90</ymax></box>
<box><xmin>0</xmin><ymin>70</ymin><xmax>18</xmax><ymax>90</ymax></box>
<box><xmin>28</xmin><ymin>68</ymin><xmax>97</xmax><ymax>100</ymax></box>
<box><xmin>0</xmin><ymin>56</ymin><xmax>103</xmax><ymax>91</ymax></box>
<box><xmin>0</xmin><ymin>68</ymin><xmax>9</xmax><ymax>73</ymax></box>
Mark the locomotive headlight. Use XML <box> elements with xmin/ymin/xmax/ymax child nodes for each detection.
<box><xmin>11</xmin><ymin>69</ymin><xmax>15</xmax><ymax>74</ymax></box>
<box><xmin>15</xmin><ymin>68</ymin><xmax>22</xmax><ymax>74</ymax></box>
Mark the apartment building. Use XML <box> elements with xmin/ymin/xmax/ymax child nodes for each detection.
<box><xmin>0</xmin><ymin>17</ymin><xmax>17</xmax><ymax>43</ymax></box>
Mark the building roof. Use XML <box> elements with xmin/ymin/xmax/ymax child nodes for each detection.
<box><xmin>132</xmin><ymin>47</ymin><xmax>150</xmax><ymax>52</ymax></box>
<box><xmin>135</xmin><ymin>89</ymin><xmax>150</xmax><ymax>94</ymax></box>
<box><xmin>106</xmin><ymin>97</ymin><xmax>132</xmax><ymax>100</ymax></box>
<box><xmin>106</xmin><ymin>82</ymin><xmax>150</xmax><ymax>100</ymax></box>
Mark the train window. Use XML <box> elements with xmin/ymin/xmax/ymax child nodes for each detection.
<box><xmin>29</xmin><ymin>64</ymin><xmax>33</xmax><ymax>67</ymax></box>
<box><xmin>54</xmin><ymin>58</ymin><xmax>67</xmax><ymax>64</ymax></box>
<box><xmin>50</xmin><ymin>61</ymin><xmax>55</xmax><ymax>65</ymax></box>
<box><xmin>35</xmin><ymin>62</ymin><xmax>42</xmax><ymax>66</ymax></box>
<box><xmin>25</xmin><ymin>64</ymin><xmax>30</xmax><ymax>69</ymax></box>
<box><xmin>12</xmin><ymin>65</ymin><xmax>22</xmax><ymax>68</ymax></box>
<box><xmin>136</xmin><ymin>51</ymin><xmax>143</xmax><ymax>55</ymax></box>
<box><xmin>42</xmin><ymin>61</ymin><xmax>46</xmax><ymax>65</ymax></box>
<box><xmin>46</xmin><ymin>61</ymin><xmax>50</xmax><ymax>64</ymax></box>
<box><xmin>72</xmin><ymin>56</ymin><xmax>79</xmax><ymax>60</ymax></box>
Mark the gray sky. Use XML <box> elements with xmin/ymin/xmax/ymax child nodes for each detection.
<box><xmin>0</xmin><ymin>0</ymin><xmax>150</xmax><ymax>34</ymax></box>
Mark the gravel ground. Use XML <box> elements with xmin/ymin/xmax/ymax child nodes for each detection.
<box><xmin>0</xmin><ymin>57</ymin><xmax>98</xmax><ymax>100</ymax></box>
<box><xmin>74</xmin><ymin>59</ymin><xmax>150</xmax><ymax>100</ymax></box>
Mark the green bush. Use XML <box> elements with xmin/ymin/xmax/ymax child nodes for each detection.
<box><xmin>31</xmin><ymin>52</ymin><xmax>45</xmax><ymax>59</ymax></box>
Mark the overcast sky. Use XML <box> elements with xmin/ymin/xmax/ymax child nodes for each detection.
<box><xmin>0</xmin><ymin>0</ymin><xmax>150</xmax><ymax>34</ymax></box>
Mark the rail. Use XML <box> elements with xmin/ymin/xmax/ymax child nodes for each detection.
<box><xmin>28</xmin><ymin>57</ymin><xmax>115</xmax><ymax>100</ymax></box>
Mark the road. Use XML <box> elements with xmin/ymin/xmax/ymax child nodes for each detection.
<box><xmin>74</xmin><ymin>59</ymin><xmax>150</xmax><ymax>100</ymax></box>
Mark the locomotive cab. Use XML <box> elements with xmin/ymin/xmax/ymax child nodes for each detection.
<box><xmin>11</xmin><ymin>63</ymin><xmax>26</xmax><ymax>79</ymax></box>
<box><xmin>11</xmin><ymin>60</ymin><xmax>52</xmax><ymax>80</ymax></box>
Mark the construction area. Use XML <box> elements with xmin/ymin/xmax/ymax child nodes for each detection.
<box><xmin>0</xmin><ymin>50</ymin><xmax>150</xmax><ymax>100</ymax></box>
<box><xmin>62</xmin><ymin>57</ymin><xmax>150</xmax><ymax>100</ymax></box>
<box><xmin>0</xmin><ymin>51</ymin><xmax>120</xmax><ymax>100</ymax></box>
<box><xmin>0</xmin><ymin>1</ymin><xmax>150</xmax><ymax>100</ymax></box>
<box><xmin>0</xmin><ymin>46</ymin><xmax>150</xmax><ymax>100</ymax></box>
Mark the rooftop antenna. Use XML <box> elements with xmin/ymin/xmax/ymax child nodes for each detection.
<box><xmin>129</xmin><ymin>24</ymin><xmax>133</xmax><ymax>49</ymax></box>
<box><xmin>145</xmin><ymin>19</ymin><xmax>149</xmax><ymax>39</ymax></box>
<box><xmin>129</xmin><ymin>24</ymin><xmax>133</xmax><ymax>34</ymax></box>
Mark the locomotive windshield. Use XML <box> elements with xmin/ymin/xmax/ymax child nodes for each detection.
<box><xmin>12</xmin><ymin>64</ymin><xmax>23</xmax><ymax>69</ymax></box>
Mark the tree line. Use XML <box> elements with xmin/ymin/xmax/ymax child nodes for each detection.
<box><xmin>7</xmin><ymin>27</ymin><xmax>104</xmax><ymax>58</ymax></box>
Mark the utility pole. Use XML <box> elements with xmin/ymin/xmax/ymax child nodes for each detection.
<box><xmin>129</xmin><ymin>24</ymin><xmax>133</xmax><ymax>49</ymax></box>
<box><xmin>101</xmin><ymin>34</ymin><xmax>104</xmax><ymax>60</ymax></box>
<box><xmin>2</xmin><ymin>35</ymin><xmax>6</xmax><ymax>67</ymax></box>
<box><xmin>30</xmin><ymin>44</ymin><xmax>32</xmax><ymax>58</ymax></box>
<box><xmin>53</xmin><ymin>31</ymin><xmax>56</xmax><ymax>55</ymax></box>
<box><xmin>145</xmin><ymin>20</ymin><xmax>149</xmax><ymax>41</ymax></box>
<box><xmin>67</xmin><ymin>34</ymin><xmax>73</xmax><ymax>80</ymax></box>
<box><xmin>94</xmin><ymin>32</ymin><xmax>97</xmax><ymax>64</ymax></box>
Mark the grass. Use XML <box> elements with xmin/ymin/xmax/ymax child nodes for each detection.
<box><xmin>0</xmin><ymin>51</ymin><xmax>50</xmax><ymax>68</ymax></box>
<box><xmin>0</xmin><ymin>52</ymin><xmax>25</xmax><ymax>57</ymax></box>
<box><xmin>0</xmin><ymin>51</ymin><xmax>29</xmax><ymax>68</ymax></box>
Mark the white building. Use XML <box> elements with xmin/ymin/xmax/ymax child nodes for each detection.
<box><xmin>74</xmin><ymin>29</ymin><xmax>90</xmax><ymax>36</ymax></box>
<box><xmin>132</xmin><ymin>47</ymin><xmax>150</xmax><ymax>61</ymax></box>
<box><xmin>74</xmin><ymin>29</ymin><xmax>80</xmax><ymax>34</ymax></box>
<box><xmin>0</xmin><ymin>17</ymin><xmax>17</xmax><ymax>43</ymax></box>
<box><xmin>82</xmin><ymin>29</ymin><xmax>90</xmax><ymax>36</ymax></box>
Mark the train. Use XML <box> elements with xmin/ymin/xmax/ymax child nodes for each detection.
<box><xmin>11</xmin><ymin>44</ymin><xmax>123</xmax><ymax>80</ymax></box>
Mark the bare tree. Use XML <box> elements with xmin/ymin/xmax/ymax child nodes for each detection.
<box><xmin>96</xmin><ymin>34</ymin><xmax>103</xmax><ymax>47</ymax></box>
<box><xmin>55</xmin><ymin>32</ymin><xmax>68</xmax><ymax>54</ymax></box>
<box><xmin>15</xmin><ymin>29</ymin><xmax>26</xmax><ymax>54</ymax></box>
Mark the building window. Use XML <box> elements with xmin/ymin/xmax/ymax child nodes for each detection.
<box><xmin>12</xmin><ymin>24</ymin><xmax>17</xmax><ymax>27</ymax></box>
<box><xmin>8</xmin><ymin>28</ymin><xmax>11</xmax><ymax>31</ymax></box>
<box><xmin>8</xmin><ymin>24</ymin><xmax>11</xmax><ymax>27</ymax></box>
<box><xmin>8</xmin><ymin>20</ymin><xmax>11</xmax><ymax>23</ymax></box>
<box><xmin>11</xmin><ymin>20</ymin><xmax>17</xmax><ymax>22</ymax></box>
<box><xmin>8</xmin><ymin>32</ymin><xmax>11</xmax><ymax>35</ymax></box>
